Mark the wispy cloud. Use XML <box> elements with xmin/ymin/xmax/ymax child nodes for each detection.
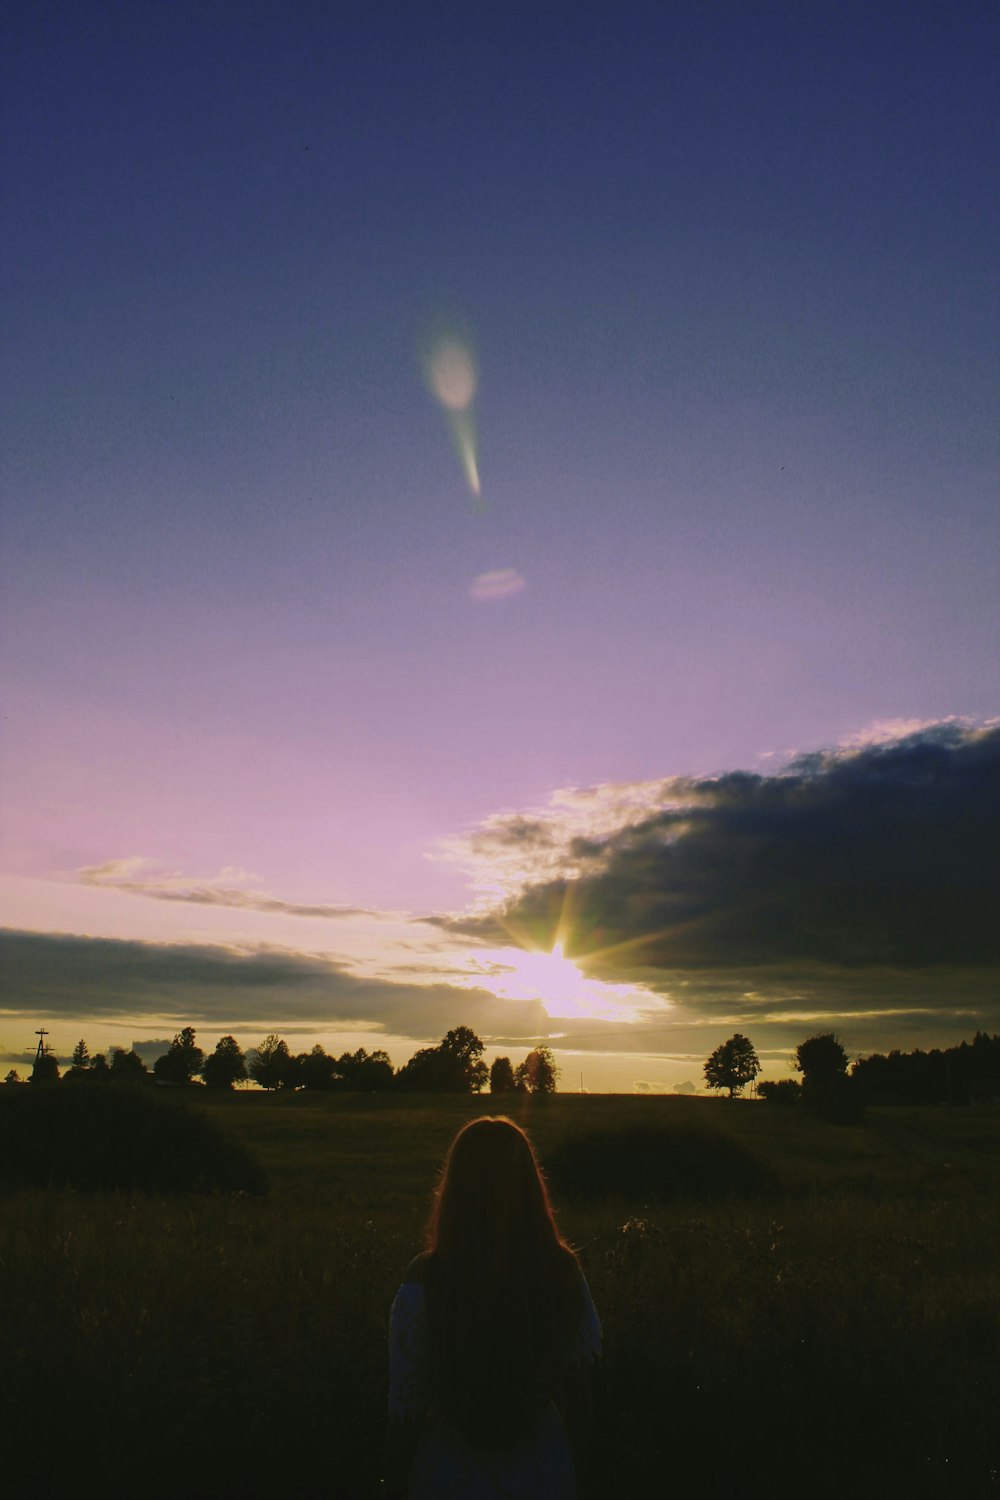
<box><xmin>837</xmin><ymin>715</ymin><xmax>997</xmax><ymax>750</ymax></box>
<box><xmin>77</xmin><ymin>859</ymin><xmax>380</xmax><ymax>920</ymax></box>
<box><xmin>469</xmin><ymin>568</ymin><xmax>526</xmax><ymax>601</ymax></box>
<box><xmin>432</xmin><ymin>778</ymin><xmax>691</xmax><ymax>907</ymax></box>
<box><xmin>0</xmin><ymin>928</ymin><xmax>554</xmax><ymax>1044</ymax></box>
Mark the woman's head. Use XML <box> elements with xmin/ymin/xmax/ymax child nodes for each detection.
<box><xmin>427</xmin><ymin>1115</ymin><xmax>563</xmax><ymax>1260</ymax></box>
<box><xmin>424</xmin><ymin>1116</ymin><xmax>578</xmax><ymax>1440</ymax></box>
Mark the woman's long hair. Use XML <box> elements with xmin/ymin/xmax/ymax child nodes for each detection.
<box><xmin>423</xmin><ymin>1116</ymin><xmax>580</xmax><ymax>1444</ymax></box>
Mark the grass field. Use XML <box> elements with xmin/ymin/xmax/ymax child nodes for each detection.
<box><xmin>1</xmin><ymin>1091</ymin><xmax>998</xmax><ymax>1497</ymax></box>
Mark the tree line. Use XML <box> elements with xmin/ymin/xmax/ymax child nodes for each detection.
<box><xmin>850</xmin><ymin>1030</ymin><xmax>1000</xmax><ymax>1107</ymax></box>
<box><xmin>15</xmin><ymin>1023</ymin><xmax>995</xmax><ymax>1105</ymax></box>
<box><xmin>5</xmin><ymin>1025</ymin><xmax>560</xmax><ymax>1096</ymax></box>
<box><xmin>703</xmin><ymin>1029</ymin><xmax>1000</xmax><ymax>1115</ymax></box>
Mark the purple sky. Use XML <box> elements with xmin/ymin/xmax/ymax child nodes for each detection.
<box><xmin>2</xmin><ymin>4</ymin><xmax>998</xmax><ymax>1089</ymax></box>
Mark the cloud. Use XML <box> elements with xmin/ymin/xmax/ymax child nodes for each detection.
<box><xmin>631</xmin><ymin>1079</ymin><xmax>697</xmax><ymax>1094</ymax></box>
<box><xmin>446</xmin><ymin>722</ymin><xmax>1000</xmax><ymax>970</ymax></box>
<box><xmin>431</xmin><ymin>784</ymin><xmax>680</xmax><ymax>909</ymax></box>
<box><xmin>78</xmin><ymin>859</ymin><xmax>378</xmax><ymax>920</ymax></box>
<box><xmin>131</xmin><ymin>1039</ymin><xmax>172</xmax><ymax>1066</ymax></box>
<box><xmin>837</xmin><ymin>716</ymin><xmax>985</xmax><ymax>750</ymax></box>
<box><xmin>469</xmin><ymin>569</ymin><xmax>526</xmax><ymax>602</ymax></box>
<box><xmin>9</xmin><ymin>722</ymin><xmax>998</xmax><ymax>1069</ymax></box>
<box><xmin>0</xmin><ymin>928</ymin><xmax>555</xmax><ymax>1045</ymax></box>
<box><xmin>430</xmin><ymin>723</ymin><xmax>1000</xmax><ymax>1048</ymax></box>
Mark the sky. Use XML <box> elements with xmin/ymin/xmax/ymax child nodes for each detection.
<box><xmin>2</xmin><ymin>2</ymin><xmax>998</xmax><ymax>1091</ymax></box>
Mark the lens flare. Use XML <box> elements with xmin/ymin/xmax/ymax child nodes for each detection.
<box><xmin>451</xmin><ymin>410</ymin><xmax>480</xmax><ymax>498</ymax></box>
<box><xmin>429</xmin><ymin>341</ymin><xmax>476</xmax><ymax>411</ymax></box>
<box><xmin>469</xmin><ymin>568</ymin><xmax>526</xmax><ymax>602</ymax></box>
<box><xmin>475</xmin><ymin>942</ymin><xmax>650</xmax><ymax>1022</ymax></box>
<box><xmin>424</xmin><ymin>335</ymin><xmax>482</xmax><ymax>501</ymax></box>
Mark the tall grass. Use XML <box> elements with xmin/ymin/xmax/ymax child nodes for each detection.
<box><xmin>0</xmin><ymin>1092</ymin><xmax>996</xmax><ymax>1497</ymax></box>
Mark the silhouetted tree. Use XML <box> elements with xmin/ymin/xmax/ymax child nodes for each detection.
<box><xmin>90</xmin><ymin>1052</ymin><xmax>110</xmax><ymax>1079</ymax></box>
<box><xmin>704</xmin><ymin>1034</ymin><xmax>760</xmax><ymax>1098</ymax></box>
<box><xmin>851</xmin><ymin>1031</ymin><xmax>1000</xmax><ymax>1107</ymax></box>
<box><xmin>202</xmin><ymin>1035</ymin><xmax>248</xmax><ymax>1090</ymax></box>
<box><xmin>851</xmin><ymin>1049</ymin><xmax>899</xmax><ymax>1104</ymax></box>
<box><xmin>110</xmin><ymin>1047</ymin><xmax>149</xmax><ymax>1081</ymax></box>
<box><xmin>362</xmin><ymin>1049</ymin><xmax>394</xmax><ymax>1089</ymax></box>
<box><xmin>294</xmin><ymin>1044</ymin><xmax>336</xmax><ymax>1091</ymax></box>
<box><xmin>249</xmin><ymin>1034</ymin><xmax>291</xmax><ymax>1091</ymax></box>
<box><xmin>394</xmin><ymin>1046</ymin><xmax>446</xmax><ymax>1091</ymax></box>
<box><xmin>30</xmin><ymin>1052</ymin><xmax>60</xmax><ymax>1085</ymax></box>
<box><xmin>515</xmin><ymin>1046</ymin><xmax>559</xmax><ymax>1094</ymax></box>
<box><xmin>441</xmin><ymin>1027</ymin><xmax>489</xmax><ymax>1092</ymax></box>
<box><xmin>795</xmin><ymin>1034</ymin><xmax>848</xmax><ymax>1103</ymax></box>
<box><xmin>966</xmin><ymin>1030</ymin><xmax>1000</xmax><ymax>1103</ymax></box>
<box><xmin>395</xmin><ymin>1028</ymin><xmax>487</xmax><ymax>1092</ymax></box>
<box><xmin>65</xmin><ymin>1039</ymin><xmax>93</xmax><ymax>1083</ymax></box>
<box><xmin>336</xmin><ymin>1047</ymin><xmax>393</xmax><ymax>1091</ymax></box>
<box><xmin>4</xmin><ymin>1068</ymin><xmax>21</xmax><ymax>1085</ymax></box>
<box><xmin>154</xmin><ymin>1027</ymin><xmax>204</xmax><ymax>1085</ymax></box>
<box><xmin>757</xmin><ymin>1079</ymin><xmax>802</xmax><ymax>1105</ymax></box>
<box><xmin>490</xmin><ymin>1056</ymin><xmax>516</xmax><ymax>1093</ymax></box>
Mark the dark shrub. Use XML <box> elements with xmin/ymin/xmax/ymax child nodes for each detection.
<box><xmin>546</xmin><ymin>1123</ymin><xmax>775</xmax><ymax>1202</ymax></box>
<box><xmin>816</xmin><ymin>1073</ymin><xmax>866</xmax><ymax>1125</ymax></box>
<box><xmin>0</xmin><ymin>1084</ymin><xmax>265</xmax><ymax>1195</ymax></box>
<box><xmin>757</xmin><ymin>1079</ymin><xmax>803</xmax><ymax>1106</ymax></box>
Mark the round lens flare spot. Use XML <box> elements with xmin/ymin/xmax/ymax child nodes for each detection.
<box><xmin>428</xmin><ymin>341</ymin><xmax>477</xmax><ymax>411</ymax></box>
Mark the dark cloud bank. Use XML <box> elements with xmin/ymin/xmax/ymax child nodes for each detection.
<box><xmin>0</xmin><ymin>929</ymin><xmax>550</xmax><ymax>1047</ymax></box>
<box><xmin>454</xmin><ymin>725</ymin><xmax>1000</xmax><ymax>964</ymax></box>
<box><xmin>4</xmin><ymin>726</ymin><xmax>998</xmax><ymax>1060</ymax></box>
<box><xmin>447</xmin><ymin>724</ymin><xmax>1000</xmax><ymax>1037</ymax></box>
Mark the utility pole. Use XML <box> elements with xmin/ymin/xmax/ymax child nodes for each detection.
<box><xmin>34</xmin><ymin>1028</ymin><xmax>49</xmax><ymax>1063</ymax></box>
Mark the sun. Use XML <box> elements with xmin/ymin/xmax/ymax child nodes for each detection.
<box><xmin>495</xmin><ymin>943</ymin><xmax>585</xmax><ymax>1011</ymax></box>
<box><xmin>479</xmin><ymin>943</ymin><xmax>649</xmax><ymax>1022</ymax></box>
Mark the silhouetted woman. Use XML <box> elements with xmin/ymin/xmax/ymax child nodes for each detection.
<box><xmin>384</xmin><ymin>1115</ymin><xmax>601</xmax><ymax>1498</ymax></box>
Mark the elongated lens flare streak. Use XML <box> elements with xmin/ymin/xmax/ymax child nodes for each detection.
<box><xmin>425</xmin><ymin>337</ymin><xmax>481</xmax><ymax>500</ymax></box>
<box><xmin>450</xmin><ymin>410</ymin><xmax>480</xmax><ymax>497</ymax></box>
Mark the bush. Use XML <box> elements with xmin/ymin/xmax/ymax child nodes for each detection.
<box><xmin>816</xmin><ymin>1073</ymin><xmax>866</xmax><ymax>1125</ymax></box>
<box><xmin>0</xmin><ymin>1085</ymin><xmax>265</xmax><ymax>1195</ymax></box>
<box><xmin>757</xmin><ymin>1079</ymin><xmax>803</xmax><ymax>1106</ymax></box>
<box><xmin>545</xmin><ymin>1123</ymin><xmax>775</xmax><ymax>1203</ymax></box>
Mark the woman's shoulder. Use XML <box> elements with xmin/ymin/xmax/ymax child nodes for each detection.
<box><xmin>401</xmin><ymin>1250</ymin><xmax>435</xmax><ymax>1287</ymax></box>
<box><xmin>560</xmin><ymin>1249</ymin><xmax>601</xmax><ymax>1362</ymax></box>
<box><xmin>555</xmin><ymin>1242</ymin><xmax>586</xmax><ymax>1289</ymax></box>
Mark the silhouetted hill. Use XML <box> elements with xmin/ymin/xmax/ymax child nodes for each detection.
<box><xmin>0</xmin><ymin>1085</ymin><xmax>265</xmax><ymax>1195</ymax></box>
<box><xmin>546</xmin><ymin>1121</ymin><xmax>775</xmax><ymax>1202</ymax></box>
